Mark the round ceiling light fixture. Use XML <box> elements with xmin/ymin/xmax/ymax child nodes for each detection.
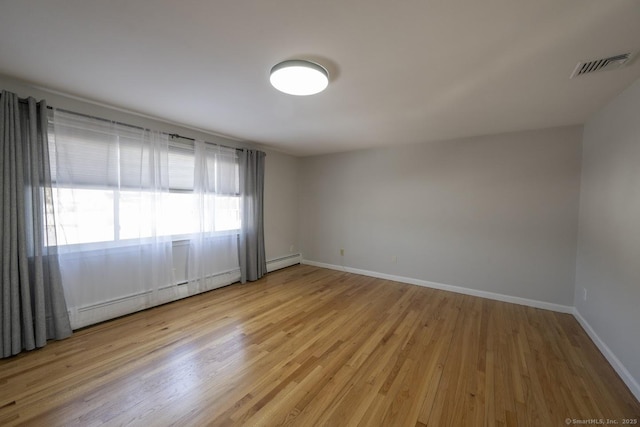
<box><xmin>270</xmin><ymin>60</ymin><xmax>329</xmax><ymax>96</ymax></box>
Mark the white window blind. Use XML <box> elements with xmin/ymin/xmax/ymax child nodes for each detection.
<box><xmin>168</xmin><ymin>143</ymin><xmax>195</xmax><ymax>191</ymax></box>
<box><xmin>49</xmin><ymin>109</ymin><xmax>240</xmax><ymax>247</ymax></box>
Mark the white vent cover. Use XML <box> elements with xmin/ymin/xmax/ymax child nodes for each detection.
<box><xmin>570</xmin><ymin>52</ymin><xmax>635</xmax><ymax>78</ymax></box>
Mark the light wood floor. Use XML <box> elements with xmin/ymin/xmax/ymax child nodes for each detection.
<box><xmin>1</xmin><ymin>265</ymin><xmax>638</xmax><ymax>426</ymax></box>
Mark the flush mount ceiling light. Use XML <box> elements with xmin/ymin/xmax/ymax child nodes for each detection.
<box><xmin>270</xmin><ymin>60</ymin><xmax>329</xmax><ymax>96</ymax></box>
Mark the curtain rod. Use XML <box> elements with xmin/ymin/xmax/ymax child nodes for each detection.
<box><xmin>16</xmin><ymin>98</ymin><xmax>245</xmax><ymax>152</ymax></box>
<box><xmin>53</xmin><ymin>106</ymin><xmax>244</xmax><ymax>152</ymax></box>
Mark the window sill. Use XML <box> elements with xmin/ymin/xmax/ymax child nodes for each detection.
<box><xmin>53</xmin><ymin>230</ymin><xmax>240</xmax><ymax>254</ymax></box>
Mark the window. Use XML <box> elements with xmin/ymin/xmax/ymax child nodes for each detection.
<box><xmin>48</xmin><ymin>111</ymin><xmax>240</xmax><ymax>248</ymax></box>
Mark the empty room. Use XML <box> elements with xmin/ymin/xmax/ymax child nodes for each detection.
<box><xmin>1</xmin><ymin>1</ymin><xmax>639</xmax><ymax>426</ymax></box>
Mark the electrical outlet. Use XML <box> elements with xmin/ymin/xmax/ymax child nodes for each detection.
<box><xmin>391</xmin><ymin>255</ymin><xmax>397</xmax><ymax>263</ymax></box>
<box><xmin>340</xmin><ymin>248</ymin><xmax>344</xmax><ymax>256</ymax></box>
<box><xmin>583</xmin><ymin>288</ymin><xmax>587</xmax><ymax>301</ymax></box>
<box><xmin>289</xmin><ymin>244</ymin><xmax>294</xmax><ymax>253</ymax></box>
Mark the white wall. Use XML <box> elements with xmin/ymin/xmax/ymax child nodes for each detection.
<box><xmin>300</xmin><ymin>126</ymin><xmax>583</xmax><ymax>305</ymax></box>
<box><xmin>575</xmin><ymin>77</ymin><xmax>640</xmax><ymax>396</ymax></box>
<box><xmin>263</xmin><ymin>148</ymin><xmax>300</xmax><ymax>261</ymax></box>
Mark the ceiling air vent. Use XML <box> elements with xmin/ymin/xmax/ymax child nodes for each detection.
<box><xmin>570</xmin><ymin>52</ymin><xmax>635</xmax><ymax>78</ymax></box>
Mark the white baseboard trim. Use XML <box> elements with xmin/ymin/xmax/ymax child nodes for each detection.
<box><xmin>301</xmin><ymin>259</ymin><xmax>574</xmax><ymax>313</ymax></box>
<box><xmin>572</xmin><ymin>308</ymin><xmax>640</xmax><ymax>401</ymax></box>
<box><xmin>267</xmin><ymin>254</ymin><xmax>301</xmax><ymax>273</ymax></box>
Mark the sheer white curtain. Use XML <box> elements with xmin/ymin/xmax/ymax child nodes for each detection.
<box><xmin>185</xmin><ymin>140</ymin><xmax>240</xmax><ymax>294</ymax></box>
<box><xmin>51</xmin><ymin>110</ymin><xmax>175</xmax><ymax>327</ymax></box>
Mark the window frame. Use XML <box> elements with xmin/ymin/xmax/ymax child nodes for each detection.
<box><xmin>47</xmin><ymin>116</ymin><xmax>241</xmax><ymax>251</ymax></box>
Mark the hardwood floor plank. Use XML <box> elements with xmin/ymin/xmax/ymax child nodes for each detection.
<box><xmin>1</xmin><ymin>265</ymin><xmax>638</xmax><ymax>426</ymax></box>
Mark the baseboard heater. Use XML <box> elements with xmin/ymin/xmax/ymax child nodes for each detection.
<box><xmin>70</xmin><ymin>254</ymin><xmax>301</xmax><ymax>329</ymax></box>
<box><xmin>267</xmin><ymin>253</ymin><xmax>301</xmax><ymax>272</ymax></box>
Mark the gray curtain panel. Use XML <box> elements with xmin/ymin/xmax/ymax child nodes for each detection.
<box><xmin>1</xmin><ymin>90</ymin><xmax>72</xmax><ymax>358</ymax></box>
<box><xmin>238</xmin><ymin>149</ymin><xmax>266</xmax><ymax>283</ymax></box>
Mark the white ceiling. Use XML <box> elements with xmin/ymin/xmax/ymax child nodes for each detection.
<box><xmin>1</xmin><ymin>1</ymin><xmax>639</xmax><ymax>156</ymax></box>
